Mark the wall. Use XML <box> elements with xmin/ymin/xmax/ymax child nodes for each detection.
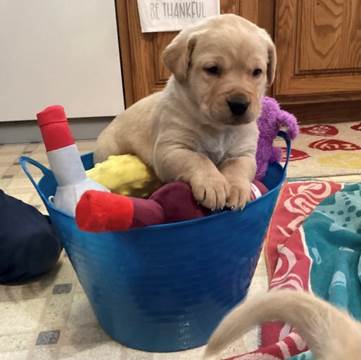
<box><xmin>0</xmin><ymin>0</ymin><xmax>124</xmax><ymax>123</ymax></box>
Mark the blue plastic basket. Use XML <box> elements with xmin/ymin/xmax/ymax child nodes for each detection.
<box><xmin>20</xmin><ymin>132</ymin><xmax>290</xmax><ymax>352</ymax></box>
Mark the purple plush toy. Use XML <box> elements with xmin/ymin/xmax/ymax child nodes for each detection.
<box><xmin>256</xmin><ymin>96</ymin><xmax>299</xmax><ymax>180</ymax></box>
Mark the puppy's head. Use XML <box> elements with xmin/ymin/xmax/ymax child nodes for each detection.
<box><xmin>162</xmin><ymin>14</ymin><xmax>276</xmax><ymax>127</ymax></box>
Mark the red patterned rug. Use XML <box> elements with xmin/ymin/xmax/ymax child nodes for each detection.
<box><xmin>277</xmin><ymin>122</ymin><xmax>361</xmax><ymax>178</ymax></box>
<box><xmin>224</xmin><ymin>180</ymin><xmax>343</xmax><ymax>360</ymax></box>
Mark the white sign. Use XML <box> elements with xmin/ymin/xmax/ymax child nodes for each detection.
<box><xmin>137</xmin><ymin>0</ymin><xmax>220</xmax><ymax>33</ymax></box>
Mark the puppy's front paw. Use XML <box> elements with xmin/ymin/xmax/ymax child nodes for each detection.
<box><xmin>226</xmin><ymin>179</ymin><xmax>252</xmax><ymax>210</ymax></box>
<box><xmin>191</xmin><ymin>173</ymin><xmax>229</xmax><ymax>210</ymax></box>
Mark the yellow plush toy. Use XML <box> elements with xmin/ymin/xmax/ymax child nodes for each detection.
<box><xmin>87</xmin><ymin>155</ymin><xmax>162</xmax><ymax>198</ymax></box>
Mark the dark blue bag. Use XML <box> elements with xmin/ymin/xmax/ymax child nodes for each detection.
<box><xmin>0</xmin><ymin>189</ymin><xmax>62</xmax><ymax>283</ymax></box>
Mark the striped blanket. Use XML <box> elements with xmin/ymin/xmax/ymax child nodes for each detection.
<box><xmin>226</xmin><ymin>181</ymin><xmax>361</xmax><ymax>360</ymax></box>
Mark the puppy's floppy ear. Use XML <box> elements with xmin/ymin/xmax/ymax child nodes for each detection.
<box><xmin>162</xmin><ymin>30</ymin><xmax>198</xmax><ymax>83</ymax></box>
<box><xmin>267</xmin><ymin>40</ymin><xmax>277</xmax><ymax>85</ymax></box>
<box><xmin>259</xmin><ymin>29</ymin><xmax>277</xmax><ymax>86</ymax></box>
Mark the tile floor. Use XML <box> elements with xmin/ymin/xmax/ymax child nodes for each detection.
<box><xmin>1</xmin><ymin>139</ymin><xmax>361</xmax><ymax>360</ymax></box>
<box><xmin>0</xmin><ymin>140</ymin><xmax>266</xmax><ymax>360</ymax></box>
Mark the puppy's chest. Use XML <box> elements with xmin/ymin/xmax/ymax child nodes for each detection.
<box><xmin>199</xmin><ymin>132</ymin><xmax>237</xmax><ymax>165</ymax></box>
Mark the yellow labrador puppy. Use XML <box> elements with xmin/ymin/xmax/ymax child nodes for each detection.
<box><xmin>205</xmin><ymin>289</ymin><xmax>361</xmax><ymax>360</ymax></box>
<box><xmin>95</xmin><ymin>14</ymin><xmax>276</xmax><ymax>210</ymax></box>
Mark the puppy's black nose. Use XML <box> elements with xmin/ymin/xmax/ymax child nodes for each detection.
<box><xmin>227</xmin><ymin>100</ymin><xmax>249</xmax><ymax>116</ymax></box>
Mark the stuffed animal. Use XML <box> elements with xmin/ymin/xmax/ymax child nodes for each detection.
<box><xmin>86</xmin><ymin>154</ymin><xmax>161</xmax><ymax>197</ymax></box>
<box><xmin>75</xmin><ymin>180</ymin><xmax>268</xmax><ymax>232</ymax></box>
<box><xmin>37</xmin><ymin>105</ymin><xmax>108</xmax><ymax>215</ymax></box>
<box><xmin>256</xmin><ymin>97</ymin><xmax>298</xmax><ymax>180</ymax></box>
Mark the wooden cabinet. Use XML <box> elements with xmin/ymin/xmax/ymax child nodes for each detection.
<box><xmin>116</xmin><ymin>0</ymin><xmax>361</xmax><ymax>123</ymax></box>
<box><xmin>275</xmin><ymin>0</ymin><xmax>361</xmax><ymax>122</ymax></box>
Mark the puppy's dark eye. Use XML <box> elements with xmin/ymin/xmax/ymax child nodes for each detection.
<box><xmin>204</xmin><ymin>65</ymin><xmax>220</xmax><ymax>76</ymax></box>
<box><xmin>252</xmin><ymin>68</ymin><xmax>262</xmax><ymax>77</ymax></box>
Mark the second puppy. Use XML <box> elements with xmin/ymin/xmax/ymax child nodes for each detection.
<box><xmin>205</xmin><ymin>289</ymin><xmax>361</xmax><ymax>360</ymax></box>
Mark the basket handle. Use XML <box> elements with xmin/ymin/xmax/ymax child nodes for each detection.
<box><xmin>277</xmin><ymin>130</ymin><xmax>291</xmax><ymax>171</ymax></box>
<box><xmin>19</xmin><ymin>155</ymin><xmax>52</xmax><ymax>204</ymax></box>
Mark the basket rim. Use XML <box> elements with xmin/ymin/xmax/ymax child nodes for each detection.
<box><xmin>43</xmin><ymin>162</ymin><xmax>286</xmax><ymax>234</ymax></box>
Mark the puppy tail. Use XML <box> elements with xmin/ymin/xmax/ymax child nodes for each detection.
<box><xmin>204</xmin><ymin>289</ymin><xmax>356</xmax><ymax>359</ymax></box>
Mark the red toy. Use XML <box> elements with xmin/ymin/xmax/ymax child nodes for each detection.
<box><xmin>76</xmin><ymin>181</ymin><xmax>268</xmax><ymax>232</ymax></box>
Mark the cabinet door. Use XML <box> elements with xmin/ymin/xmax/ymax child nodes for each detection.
<box><xmin>116</xmin><ymin>0</ymin><xmax>271</xmax><ymax>107</ymax></box>
<box><xmin>275</xmin><ymin>0</ymin><xmax>361</xmax><ymax>103</ymax></box>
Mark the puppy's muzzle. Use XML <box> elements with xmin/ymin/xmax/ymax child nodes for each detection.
<box><xmin>227</xmin><ymin>98</ymin><xmax>249</xmax><ymax>116</ymax></box>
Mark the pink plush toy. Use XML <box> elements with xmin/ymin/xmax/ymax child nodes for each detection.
<box><xmin>256</xmin><ymin>96</ymin><xmax>299</xmax><ymax>180</ymax></box>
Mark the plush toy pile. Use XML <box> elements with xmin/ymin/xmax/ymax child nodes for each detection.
<box><xmin>76</xmin><ymin>180</ymin><xmax>269</xmax><ymax>232</ymax></box>
<box><xmin>75</xmin><ymin>96</ymin><xmax>298</xmax><ymax>232</ymax></box>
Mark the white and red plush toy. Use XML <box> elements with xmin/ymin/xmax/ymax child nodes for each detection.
<box><xmin>37</xmin><ymin>105</ymin><xmax>108</xmax><ymax>215</ymax></box>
